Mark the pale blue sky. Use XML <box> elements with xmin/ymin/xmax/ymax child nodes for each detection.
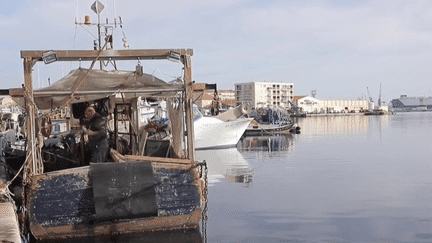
<box><xmin>2</xmin><ymin>0</ymin><xmax>432</xmax><ymax>103</ymax></box>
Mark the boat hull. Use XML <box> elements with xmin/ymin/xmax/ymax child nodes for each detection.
<box><xmin>194</xmin><ymin>118</ymin><xmax>253</xmax><ymax>149</ymax></box>
<box><xmin>244</xmin><ymin>123</ymin><xmax>294</xmax><ymax>136</ymax></box>
<box><xmin>27</xmin><ymin>161</ymin><xmax>203</xmax><ymax>240</ymax></box>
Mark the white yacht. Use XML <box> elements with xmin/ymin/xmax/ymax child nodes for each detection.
<box><xmin>193</xmin><ymin>106</ymin><xmax>253</xmax><ymax>149</ymax></box>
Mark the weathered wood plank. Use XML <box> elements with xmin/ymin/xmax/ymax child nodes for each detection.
<box><xmin>28</xmin><ymin>161</ymin><xmax>202</xmax><ymax>240</ymax></box>
<box><xmin>29</xmin><ymin>208</ymin><xmax>202</xmax><ymax>240</ymax></box>
<box><xmin>124</xmin><ymin>154</ymin><xmax>193</xmax><ymax>164</ymax></box>
<box><xmin>8</xmin><ymin>88</ymin><xmax>24</xmax><ymax>97</ymax></box>
<box><xmin>153</xmin><ymin>167</ymin><xmax>201</xmax><ymax>216</ymax></box>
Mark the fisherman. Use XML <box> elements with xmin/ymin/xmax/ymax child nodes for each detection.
<box><xmin>82</xmin><ymin>106</ymin><xmax>109</xmax><ymax>163</ymax></box>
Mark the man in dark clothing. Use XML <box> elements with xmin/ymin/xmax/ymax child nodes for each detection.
<box><xmin>82</xmin><ymin>106</ymin><xmax>109</xmax><ymax>163</ymax></box>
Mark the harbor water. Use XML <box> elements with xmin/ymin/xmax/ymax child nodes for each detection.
<box><xmin>198</xmin><ymin>112</ymin><xmax>432</xmax><ymax>243</ymax></box>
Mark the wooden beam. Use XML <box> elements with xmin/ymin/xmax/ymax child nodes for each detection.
<box><xmin>110</xmin><ymin>149</ymin><xmax>192</xmax><ymax>164</ymax></box>
<box><xmin>21</xmin><ymin>49</ymin><xmax>193</xmax><ymax>62</ymax></box>
<box><xmin>23</xmin><ymin>58</ymin><xmax>38</xmax><ymax>176</ymax></box>
<box><xmin>192</xmin><ymin>83</ymin><xmax>207</xmax><ymax>91</ymax></box>
<box><xmin>183</xmin><ymin>55</ymin><xmax>195</xmax><ymax>162</ymax></box>
<box><xmin>8</xmin><ymin>88</ymin><xmax>24</xmax><ymax>97</ymax></box>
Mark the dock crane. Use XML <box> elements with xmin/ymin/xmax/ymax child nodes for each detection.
<box><xmin>377</xmin><ymin>83</ymin><xmax>382</xmax><ymax>107</ymax></box>
<box><xmin>366</xmin><ymin>87</ymin><xmax>373</xmax><ymax>103</ymax></box>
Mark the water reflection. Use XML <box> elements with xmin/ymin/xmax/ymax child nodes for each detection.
<box><xmin>237</xmin><ymin>134</ymin><xmax>295</xmax><ymax>152</ymax></box>
<box><xmin>291</xmin><ymin>115</ymin><xmax>393</xmax><ymax>143</ymax></box>
<box><xmin>195</xmin><ymin>148</ymin><xmax>253</xmax><ymax>185</ymax></box>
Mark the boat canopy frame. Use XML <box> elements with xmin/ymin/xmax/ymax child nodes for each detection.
<box><xmin>16</xmin><ymin>49</ymin><xmax>196</xmax><ymax>176</ymax></box>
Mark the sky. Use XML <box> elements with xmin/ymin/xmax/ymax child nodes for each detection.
<box><xmin>2</xmin><ymin>0</ymin><xmax>432</xmax><ymax>103</ymax></box>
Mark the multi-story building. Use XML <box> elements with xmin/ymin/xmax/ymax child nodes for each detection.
<box><xmin>204</xmin><ymin>89</ymin><xmax>235</xmax><ymax>101</ymax></box>
<box><xmin>234</xmin><ymin>82</ymin><xmax>294</xmax><ymax>108</ymax></box>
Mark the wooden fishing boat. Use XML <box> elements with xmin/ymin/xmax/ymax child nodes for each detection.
<box><xmin>245</xmin><ymin>108</ymin><xmax>299</xmax><ymax>136</ymax></box>
<box><xmin>244</xmin><ymin>121</ymin><xmax>295</xmax><ymax>136</ymax></box>
<box><xmin>7</xmin><ymin>48</ymin><xmax>207</xmax><ymax>241</ymax></box>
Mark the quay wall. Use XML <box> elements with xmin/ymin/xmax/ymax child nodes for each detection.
<box><xmin>306</xmin><ymin>113</ymin><xmax>363</xmax><ymax>117</ymax></box>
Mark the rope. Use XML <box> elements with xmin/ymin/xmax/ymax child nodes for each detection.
<box><xmin>0</xmin><ymin>185</ymin><xmax>15</xmax><ymax>204</ymax></box>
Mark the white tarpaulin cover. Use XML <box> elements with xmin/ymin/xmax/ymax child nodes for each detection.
<box><xmin>14</xmin><ymin>68</ymin><xmax>184</xmax><ymax>109</ymax></box>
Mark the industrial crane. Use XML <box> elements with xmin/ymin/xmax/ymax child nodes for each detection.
<box><xmin>366</xmin><ymin>87</ymin><xmax>373</xmax><ymax>103</ymax></box>
<box><xmin>377</xmin><ymin>83</ymin><xmax>382</xmax><ymax>107</ymax></box>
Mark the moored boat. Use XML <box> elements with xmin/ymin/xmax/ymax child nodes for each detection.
<box><xmin>244</xmin><ymin>121</ymin><xmax>295</xmax><ymax>136</ymax></box>
<box><xmin>7</xmin><ymin>48</ymin><xmax>208</xmax><ymax>241</ymax></box>
<box><xmin>193</xmin><ymin>106</ymin><xmax>253</xmax><ymax>149</ymax></box>
<box><xmin>244</xmin><ymin>107</ymin><xmax>299</xmax><ymax>136</ymax></box>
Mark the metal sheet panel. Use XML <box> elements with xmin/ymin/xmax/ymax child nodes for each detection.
<box><xmin>91</xmin><ymin>162</ymin><xmax>158</xmax><ymax>220</ymax></box>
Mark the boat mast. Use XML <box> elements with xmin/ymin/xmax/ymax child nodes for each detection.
<box><xmin>93</xmin><ymin>0</ymin><xmax>104</xmax><ymax>69</ymax></box>
<box><xmin>76</xmin><ymin>0</ymin><xmax>127</xmax><ymax>70</ymax></box>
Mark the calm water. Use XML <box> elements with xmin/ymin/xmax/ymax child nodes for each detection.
<box><xmin>197</xmin><ymin>112</ymin><xmax>432</xmax><ymax>243</ymax></box>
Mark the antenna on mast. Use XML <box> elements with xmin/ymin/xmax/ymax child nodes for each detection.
<box><xmin>75</xmin><ymin>0</ymin><xmax>128</xmax><ymax>70</ymax></box>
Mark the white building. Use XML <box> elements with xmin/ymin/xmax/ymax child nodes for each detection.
<box><xmin>297</xmin><ymin>96</ymin><xmax>370</xmax><ymax>113</ymax></box>
<box><xmin>217</xmin><ymin>90</ymin><xmax>235</xmax><ymax>100</ymax></box>
<box><xmin>204</xmin><ymin>89</ymin><xmax>235</xmax><ymax>101</ymax></box>
<box><xmin>234</xmin><ymin>81</ymin><xmax>294</xmax><ymax>108</ymax></box>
